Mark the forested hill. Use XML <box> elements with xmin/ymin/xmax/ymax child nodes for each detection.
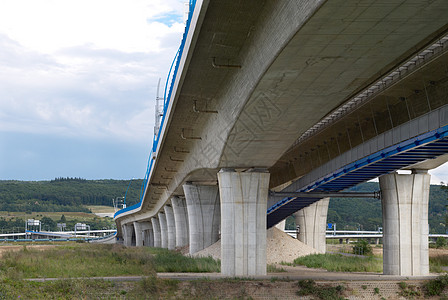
<box><xmin>1</xmin><ymin>179</ymin><xmax>446</xmax><ymax>233</ymax></box>
<box><xmin>327</xmin><ymin>182</ymin><xmax>448</xmax><ymax>234</ymax></box>
<box><xmin>0</xmin><ymin>178</ymin><xmax>143</xmax><ymax>213</ymax></box>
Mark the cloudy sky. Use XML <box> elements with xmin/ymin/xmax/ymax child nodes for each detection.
<box><xmin>0</xmin><ymin>0</ymin><xmax>447</xmax><ymax>184</ymax></box>
<box><xmin>0</xmin><ymin>0</ymin><xmax>186</xmax><ymax>180</ymax></box>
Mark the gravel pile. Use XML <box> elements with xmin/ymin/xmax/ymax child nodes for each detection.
<box><xmin>192</xmin><ymin>227</ymin><xmax>317</xmax><ymax>264</ymax></box>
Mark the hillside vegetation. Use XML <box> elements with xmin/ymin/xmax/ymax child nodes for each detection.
<box><xmin>0</xmin><ymin>178</ymin><xmax>143</xmax><ymax>213</ymax></box>
<box><xmin>0</xmin><ymin>179</ymin><xmax>446</xmax><ymax>233</ymax></box>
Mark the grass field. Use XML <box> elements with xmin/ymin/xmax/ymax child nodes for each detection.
<box><xmin>0</xmin><ymin>243</ymin><xmax>446</xmax><ymax>298</ymax></box>
<box><xmin>0</xmin><ymin>243</ymin><xmax>219</xmax><ymax>279</ymax></box>
<box><xmin>289</xmin><ymin>253</ymin><xmax>383</xmax><ymax>273</ymax></box>
<box><xmin>0</xmin><ymin>211</ymin><xmax>98</xmax><ymax>222</ymax></box>
<box><xmin>85</xmin><ymin>205</ymin><xmax>115</xmax><ymax>214</ymax></box>
<box><xmin>0</xmin><ymin>243</ymin><xmax>220</xmax><ymax>298</ymax></box>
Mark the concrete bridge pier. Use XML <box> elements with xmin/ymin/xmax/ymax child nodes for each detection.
<box><xmin>122</xmin><ymin>223</ymin><xmax>135</xmax><ymax>247</ymax></box>
<box><xmin>183</xmin><ymin>183</ymin><xmax>220</xmax><ymax>255</ymax></box>
<box><xmin>217</xmin><ymin>169</ymin><xmax>270</xmax><ymax>277</ymax></box>
<box><xmin>380</xmin><ymin>170</ymin><xmax>430</xmax><ymax>276</ymax></box>
<box><xmin>275</xmin><ymin>220</ymin><xmax>286</xmax><ymax>231</ymax></box>
<box><xmin>293</xmin><ymin>198</ymin><xmax>329</xmax><ymax>254</ymax></box>
<box><xmin>171</xmin><ymin>196</ymin><xmax>189</xmax><ymax>248</ymax></box>
<box><xmin>151</xmin><ymin>217</ymin><xmax>162</xmax><ymax>248</ymax></box>
<box><xmin>164</xmin><ymin>205</ymin><xmax>176</xmax><ymax>250</ymax></box>
<box><xmin>141</xmin><ymin>222</ymin><xmax>154</xmax><ymax>247</ymax></box>
<box><xmin>158</xmin><ymin>212</ymin><xmax>168</xmax><ymax>249</ymax></box>
<box><xmin>133</xmin><ymin>221</ymin><xmax>143</xmax><ymax>247</ymax></box>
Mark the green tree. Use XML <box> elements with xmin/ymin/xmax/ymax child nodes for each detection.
<box><xmin>40</xmin><ymin>216</ymin><xmax>57</xmax><ymax>231</ymax></box>
<box><xmin>60</xmin><ymin>214</ymin><xmax>67</xmax><ymax>223</ymax></box>
<box><xmin>352</xmin><ymin>239</ymin><xmax>373</xmax><ymax>256</ymax></box>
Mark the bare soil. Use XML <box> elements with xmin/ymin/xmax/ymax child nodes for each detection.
<box><xmin>0</xmin><ymin>244</ymin><xmax>57</xmax><ymax>258</ymax></box>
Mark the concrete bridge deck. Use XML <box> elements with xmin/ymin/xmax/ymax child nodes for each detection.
<box><xmin>114</xmin><ymin>0</ymin><xmax>448</xmax><ymax>277</ymax></box>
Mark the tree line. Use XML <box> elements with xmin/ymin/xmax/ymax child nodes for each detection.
<box><xmin>0</xmin><ymin>179</ymin><xmax>144</xmax><ymax>213</ymax></box>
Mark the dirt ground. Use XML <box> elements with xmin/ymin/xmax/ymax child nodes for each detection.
<box><xmin>0</xmin><ymin>244</ymin><xmax>57</xmax><ymax>258</ymax></box>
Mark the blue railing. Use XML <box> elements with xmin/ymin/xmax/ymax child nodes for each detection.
<box><xmin>115</xmin><ymin>0</ymin><xmax>198</xmax><ymax>219</ymax></box>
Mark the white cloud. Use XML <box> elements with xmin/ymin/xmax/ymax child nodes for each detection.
<box><xmin>430</xmin><ymin>163</ymin><xmax>448</xmax><ymax>185</ymax></box>
<box><xmin>0</xmin><ymin>0</ymin><xmax>185</xmax><ymax>53</ymax></box>
<box><xmin>0</xmin><ymin>0</ymin><xmax>186</xmax><ymax>144</ymax></box>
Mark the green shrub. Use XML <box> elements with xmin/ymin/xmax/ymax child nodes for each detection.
<box><xmin>424</xmin><ymin>274</ymin><xmax>448</xmax><ymax>296</ymax></box>
<box><xmin>436</xmin><ymin>237</ymin><xmax>447</xmax><ymax>248</ymax></box>
<box><xmin>297</xmin><ymin>279</ymin><xmax>345</xmax><ymax>300</ymax></box>
<box><xmin>352</xmin><ymin>239</ymin><xmax>373</xmax><ymax>256</ymax></box>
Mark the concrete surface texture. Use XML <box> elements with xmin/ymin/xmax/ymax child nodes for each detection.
<box><xmin>275</xmin><ymin>219</ymin><xmax>286</xmax><ymax>231</ymax></box>
<box><xmin>133</xmin><ymin>221</ymin><xmax>143</xmax><ymax>247</ymax></box>
<box><xmin>217</xmin><ymin>169</ymin><xmax>270</xmax><ymax>276</ymax></box>
<box><xmin>115</xmin><ymin>0</ymin><xmax>448</xmax><ymax>229</ymax></box>
<box><xmin>122</xmin><ymin>224</ymin><xmax>134</xmax><ymax>247</ymax></box>
<box><xmin>183</xmin><ymin>183</ymin><xmax>220</xmax><ymax>254</ymax></box>
<box><xmin>171</xmin><ymin>196</ymin><xmax>189</xmax><ymax>248</ymax></box>
<box><xmin>139</xmin><ymin>221</ymin><xmax>153</xmax><ymax>247</ymax></box>
<box><xmin>164</xmin><ymin>205</ymin><xmax>176</xmax><ymax>250</ymax></box>
<box><xmin>380</xmin><ymin>171</ymin><xmax>430</xmax><ymax>276</ymax></box>
<box><xmin>158</xmin><ymin>212</ymin><xmax>168</xmax><ymax>249</ymax></box>
<box><xmin>294</xmin><ymin>197</ymin><xmax>329</xmax><ymax>254</ymax></box>
<box><xmin>151</xmin><ymin>217</ymin><xmax>161</xmax><ymax>248</ymax></box>
<box><xmin>114</xmin><ymin>0</ymin><xmax>448</xmax><ymax>278</ymax></box>
<box><xmin>143</xmin><ymin>228</ymin><xmax>154</xmax><ymax>247</ymax></box>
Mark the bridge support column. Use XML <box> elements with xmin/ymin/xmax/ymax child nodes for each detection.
<box><xmin>158</xmin><ymin>212</ymin><xmax>168</xmax><ymax>249</ymax></box>
<box><xmin>293</xmin><ymin>198</ymin><xmax>329</xmax><ymax>254</ymax></box>
<box><xmin>164</xmin><ymin>205</ymin><xmax>176</xmax><ymax>250</ymax></box>
<box><xmin>171</xmin><ymin>196</ymin><xmax>189</xmax><ymax>248</ymax></box>
<box><xmin>133</xmin><ymin>221</ymin><xmax>143</xmax><ymax>247</ymax></box>
<box><xmin>141</xmin><ymin>222</ymin><xmax>154</xmax><ymax>247</ymax></box>
<box><xmin>217</xmin><ymin>169</ymin><xmax>269</xmax><ymax>277</ymax></box>
<box><xmin>275</xmin><ymin>220</ymin><xmax>286</xmax><ymax>231</ymax></box>
<box><xmin>122</xmin><ymin>223</ymin><xmax>135</xmax><ymax>247</ymax></box>
<box><xmin>151</xmin><ymin>217</ymin><xmax>161</xmax><ymax>248</ymax></box>
<box><xmin>380</xmin><ymin>171</ymin><xmax>430</xmax><ymax>276</ymax></box>
<box><xmin>183</xmin><ymin>183</ymin><xmax>220</xmax><ymax>255</ymax></box>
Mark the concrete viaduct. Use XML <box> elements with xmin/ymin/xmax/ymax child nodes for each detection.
<box><xmin>115</xmin><ymin>0</ymin><xmax>448</xmax><ymax>277</ymax></box>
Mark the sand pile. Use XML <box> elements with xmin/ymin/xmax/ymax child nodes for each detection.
<box><xmin>193</xmin><ymin>227</ymin><xmax>317</xmax><ymax>264</ymax></box>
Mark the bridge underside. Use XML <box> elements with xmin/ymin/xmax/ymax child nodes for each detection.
<box><xmin>115</xmin><ymin>0</ymin><xmax>448</xmax><ymax>278</ymax></box>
